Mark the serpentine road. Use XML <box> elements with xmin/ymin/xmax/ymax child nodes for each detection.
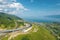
<box><xmin>0</xmin><ymin>24</ymin><xmax>32</xmax><ymax>34</ymax></box>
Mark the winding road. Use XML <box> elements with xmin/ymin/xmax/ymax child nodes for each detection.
<box><xmin>0</xmin><ymin>24</ymin><xmax>32</xmax><ymax>34</ymax></box>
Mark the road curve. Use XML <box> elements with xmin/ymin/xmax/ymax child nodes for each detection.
<box><xmin>0</xmin><ymin>24</ymin><xmax>32</xmax><ymax>34</ymax></box>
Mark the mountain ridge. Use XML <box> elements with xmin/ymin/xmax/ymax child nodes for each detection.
<box><xmin>0</xmin><ymin>12</ymin><xmax>24</xmax><ymax>29</ymax></box>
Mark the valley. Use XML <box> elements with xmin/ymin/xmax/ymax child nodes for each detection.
<box><xmin>0</xmin><ymin>13</ymin><xmax>60</xmax><ymax>40</ymax></box>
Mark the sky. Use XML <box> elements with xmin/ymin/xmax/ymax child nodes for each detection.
<box><xmin>0</xmin><ymin>0</ymin><xmax>60</xmax><ymax>20</ymax></box>
<box><xmin>16</xmin><ymin>0</ymin><xmax>60</xmax><ymax>18</ymax></box>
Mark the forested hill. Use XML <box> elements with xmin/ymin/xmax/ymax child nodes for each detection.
<box><xmin>0</xmin><ymin>12</ymin><xmax>24</xmax><ymax>29</ymax></box>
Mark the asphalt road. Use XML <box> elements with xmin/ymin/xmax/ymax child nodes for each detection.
<box><xmin>0</xmin><ymin>24</ymin><xmax>32</xmax><ymax>34</ymax></box>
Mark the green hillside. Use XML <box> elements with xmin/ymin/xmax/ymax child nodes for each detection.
<box><xmin>0</xmin><ymin>23</ymin><xmax>56</xmax><ymax>40</ymax></box>
<box><xmin>10</xmin><ymin>24</ymin><xmax>56</xmax><ymax>40</ymax></box>
<box><xmin>0</xmin><ymin>12</ymin><xmax>24</xmax><ymax>29</ymax></box>
<box><xmin>0</xmin><ymin>13</ymin><xmax>58</xmax><ymax>40</ymax></box>
<box><xmin>45</xmin><ymin>22</ymin><xmax>60</xmax><ymax>40</ymax></box>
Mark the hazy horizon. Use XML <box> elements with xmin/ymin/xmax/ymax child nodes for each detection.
<box><xmin>0</xmin><ymin>0</ymin><xmax>60</xmax><ymax>22</ymax></box>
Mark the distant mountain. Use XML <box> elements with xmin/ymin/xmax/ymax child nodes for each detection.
<box><xmin>46</xmin><ymin>15</ymin><xmax>60</xmax><ymax>18</ymax></box>
<box><xmin>23</xmin><ymin>17</ymin><xmax>60</xmax><ymax>23</ymax></box>
<box><xmin>0</xmin><ymin>12</ymin><xmax>24</xmax><ymax>29</ymax></box>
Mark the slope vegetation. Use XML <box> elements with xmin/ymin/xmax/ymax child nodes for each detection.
<box><xmin>0</xmin><ymin>12</ymin><xmax>24</xmax><ymax>29</ymax></box>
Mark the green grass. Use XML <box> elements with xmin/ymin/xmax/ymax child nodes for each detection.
<box><xmin>0</xmin><ymin>12</ymin><xmax>24</xmax><ymax>29</ymax></box>
<box><xmin>13</xmin><ymin>24</ymin><xmax>56</xmax><ymax>40</ymax></box>
<box><xmin>0</xmin><ymin>12</ymin><xmax>58</xmax><ymax>40</ymax></box>
<box><xmin>0</xmin><ymin>23</ymin><xmax>57</xmax><ymax>40</ymax></box>
<box><xmin>0</xmin><ymin>35</ymin><xmax>9</xmax><ymax>40</ymax></box>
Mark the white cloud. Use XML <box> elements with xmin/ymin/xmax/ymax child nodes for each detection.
<box><xmin>9</xmin><ymin>3</ymin><xmax>28</xmax><ymax>10</ymax></box>
<box><xmin>0</xmin><ymin>0</ymin><xmax>3</xmax><ymax>2</ymax></box>
<box><xmin>0</xmin><ymin>0</ymin><xmax>28</xmax><ymax>14</ymax></box>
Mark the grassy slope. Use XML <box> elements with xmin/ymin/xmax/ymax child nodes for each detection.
<box><xmin>0</xmin><ymin>13</ymin><xmax>57</xmax><ymax>40</ymax></box>
<box><xmin>0</xmin><ymin>12</ymin><xmax>24</xmax><ymax>29</ymax></box>
<box><xmin>45</xmin><ymin>22</ymin><xmax>60</xmax><ymax>39</ymax></box>
<box><xmin>0</xmin><ymin>23</ymin><xmax>57</xmax><ymax>40</ymax></box>
<box><xmin>13</xmin><ymin>24</ymin><xmax>56</xmax><ymax>40</ymax></box>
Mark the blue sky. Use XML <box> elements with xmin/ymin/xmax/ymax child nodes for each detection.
<box><xmin>0</xmin><ymin>0</ymin><xmax>60</xmax><ymax>21</ymax></box>
<box><xmin>14</xmin><ymin>0</ymin><xmax>60</xmax><ymax>18</ymax></box>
